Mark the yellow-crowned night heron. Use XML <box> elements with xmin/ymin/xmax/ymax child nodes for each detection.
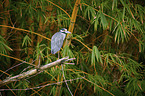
<box><xmin>51</xmin><ymin>28</ymin><xmax>73</xmax><ymax>96</ymax></box>
<box><xmin>51</xmin><ymin>28</ymin><xmax>71</xmax><ymax>55</ymax></box>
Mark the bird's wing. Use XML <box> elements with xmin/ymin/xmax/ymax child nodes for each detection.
<box><xmin>51</xmin><ymin>32</ymin><xmax>66</xmax><ymax>54</ymax></box>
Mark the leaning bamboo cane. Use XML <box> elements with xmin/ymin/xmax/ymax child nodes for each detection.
<box><xmin>63</xmin><ymin>0</ymin><xmax>81</xmax><ymax>47</ymax></box>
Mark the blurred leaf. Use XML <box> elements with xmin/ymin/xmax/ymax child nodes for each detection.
<box><xmin>84</xmin><ymin>6</ymin><xmax>96</xmax><ymax>20</ymax></box>
<box><xmin>0</xmin><ymin>35</ymin><xmax>13</xmax><ymax>54</ymax></box>
<box><xmin>100</xmin><ymin>11</ymin><xmax>108</xmax><ymax>30</ymax></box>
<box><xmin>62</xmin><ymin>45</ymin><xmax>74</xmax><ymax>58</ymax></box>
<box><xmin>112</xmin><ymin>0</ymin><xmax>118</xmax><ymax>10</ymax></box>
<box><xmin>91</xmin><ymin>46</ymin><xmax>103</xmax><ymax>65</ymax></box>
<box><xmin>22</xmin><ymin>35</ymin><xmax>32</xmax><ymax>47</ymax></box>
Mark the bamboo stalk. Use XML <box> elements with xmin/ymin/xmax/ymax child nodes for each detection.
<box><xmin>63</xmin><ymin>0</ymin><xmax>81</xmax><ymax>47</ymax></box>
<box><xmin>1</xmin><ymin>0</ymin><xmax>9</xmax><ymax>37</ymax></box>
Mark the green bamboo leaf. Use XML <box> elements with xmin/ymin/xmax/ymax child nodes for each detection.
<box><xmin>0</xmin><ymin>42</ymin><xmax>13</xmax><ymax>52</ymax></box>
<box><xmin>109</xmin><ymin>19</ymin><xmax>113</xmax><ymax>31</ymax></box>
<box><xmin>104</xmin><ymin>54</ymin><xmax>109</xmax><ymax>65</ymax></box>
<box><xmin>100</xmin><ymin>11</ymin><xmax>108</xmax><ymax>30</ymax></box>
<box><xmin>112</xmin><ymin>0</ymin><xmax>117</xmax><ymax>10</ymax></box>
<box><xmin>108</xmin><ymin>53</ymin><xmax>115</xmax><ymax>66</ymax></box>
<box><xmin>122</xmin><ymin>7</ymin><xmax>125</xmax><ymax>21</ymax></box>
<box><xmin>114</xmin><ymin>23</ymin><xmax>129</xmax><ymax>44</ymax></box>
<box><xmin>91</xmin><ymin>47</ymin><xmax>95</xmax><ymax>65</ymax></box>
<box><xmin>84</xmin><ymin>6</ymin><xmax>96</xmax><ymax>20</ymax></box>
<box><xmin>129</xmin><ymin>19</ymin><xmax>133</xmax><ymax>32</ymax></box>
<box><xmin>132</xmin><ymin>19</ymin><xmax>143</xmax><ymax>33</ymax></box>
<box><xmin>91</xmin><ymin>46</ymin><xmax>103</xmax><ymax>65</ymax></box>
<box><xmin>22</xmin><ymin>35</ymin><xmax>32</xmax><ymax>47</ymax></box>
<box><xmin>120</xmin><ymin>24</ymin><xmax>124</xmax><ymax>43</ymax></box>
<box><xmin>136</xmin><ymin>4</ymin><xmax>145</xmax><ymax>23</ymax></box>
<box><xmin>90</xmin><ymin>7</ymin><xmax>96</xmax><ymax>18</ymax></box>
<box><xmin>93</xmin><ymin>12</ymin><xmax>100</xmax><ymax>31</ymax></box>
<box><xmin>62</xmin><ymin>45</ymin><xmax>74</xmax><ymax>58</ymax></box>
<box><xmin>0</xmin><ymin>35</ymin><xmax>13</xmax><ymax>53</ymax></box>
<box><xmin>84</xmin><ymin>6</ymin><xmax>90</xmax><ymax>20</ymax></box>
<box><xmin>114</xmin><ymin>25</ymin><xmax>120</xmax><ymax>43</ymax></box>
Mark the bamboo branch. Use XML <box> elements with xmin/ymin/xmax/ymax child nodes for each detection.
<box><xmin>0</xmin><ymin>57</ymin><xmax>75</xmax><ymax>86</ymax></box>
<box><xmin>0</xmin><ymin>25</ymin><xmax>51</xmax><ymax>41</ymax></box>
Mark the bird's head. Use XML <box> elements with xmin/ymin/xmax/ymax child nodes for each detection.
<box><xmin>59</xmin><ymin>28</ymin><xmax>71</xmax><ymax>34</ymax></box>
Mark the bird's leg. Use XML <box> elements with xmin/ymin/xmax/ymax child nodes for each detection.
<box><xmin>37</xmin><ymin>55</ymin><xmax>41</xmax><ymax>71</ymax></box>
<box><xmin>58</xmin><ymin>51</ymin><xmax>60</xmax><ymax>59</ymax></box>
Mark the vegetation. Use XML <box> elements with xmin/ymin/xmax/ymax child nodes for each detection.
<box><xmin>0</xmin><ymin>0</ymin><xmax>145</xmax><ymax>95</ymax></box>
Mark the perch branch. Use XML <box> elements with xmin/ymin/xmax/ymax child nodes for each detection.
<box><xmin>0</xmin><ymin>57</ymin><xmax>75</xmax><ymax>86</ymax></box>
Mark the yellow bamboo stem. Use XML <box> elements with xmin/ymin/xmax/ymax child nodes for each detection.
<box><xmin>0</xmin><ymin>53</ymin><xmax>36</xmax><ymax>67</ymax></box>
<box><xmin>63</xmin><ymin>0</ymin><xmax>81</xmax><ymax>47</ymax></box>
<box><xmin>0</xmin><ymin>25</ymin><xmax>51</xmax><ymax>41</ymax></box>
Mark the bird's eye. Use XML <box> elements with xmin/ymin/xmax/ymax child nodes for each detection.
<box><xmin>60</xmin><ymin>30</ymin><xmax>63</xmax><ymax>32</ymax></box>
<box><xmin>60</xmin><ymin>28</ymin><xmax>67</xmax><ymax>32</ymax></box>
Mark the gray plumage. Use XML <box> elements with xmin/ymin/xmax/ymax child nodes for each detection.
<box><xmin>51</xmin><ymin>28</ymin><xmax>71</xmax><ymax>54</ymax></box>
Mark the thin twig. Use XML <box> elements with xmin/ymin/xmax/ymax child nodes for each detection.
<box><xmin>0</xmin><ymin>62</ymin><xmax>24</xmax><ymax>77</ymax></box>
<box><xmin>0</xmin><ymin>77</ymin><xmax>84</xmax><ymax>91</ymax></box>
<box><xmin>0</xmin><ymin>60</ymin><xmax>36</xmax><ymax>77</ymax></box>
<box><xmin>61</xmin><ymin>64</ymin><xmax>73</xmax><ymax>96</ymax></box>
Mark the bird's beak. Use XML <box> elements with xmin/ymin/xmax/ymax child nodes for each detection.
<box><xmin>66</xmin><ymin>31</ymin><xmax>71</xmax><ymax>34</ymax></box>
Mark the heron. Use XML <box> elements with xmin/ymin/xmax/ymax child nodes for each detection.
<box><xmin>51</xmin><ymin>28</ymin><xmax>73</xmax><ymax>95</ymax></box>
<box><xmin>51</xmin><ymin>28</ymin><xmax>71</xmax><ymax>56</ymax></box>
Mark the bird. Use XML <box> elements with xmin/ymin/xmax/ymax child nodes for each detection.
<box><xmin>51</xmin><ymin>28</ymin><xmax>71</xmax><ymax>55</ymax></box>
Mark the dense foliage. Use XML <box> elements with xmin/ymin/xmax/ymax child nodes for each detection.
<box><xmin>0</xmin><ymin>0</ymin><xmax>145</xmax><ymax>96</ymax></box>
